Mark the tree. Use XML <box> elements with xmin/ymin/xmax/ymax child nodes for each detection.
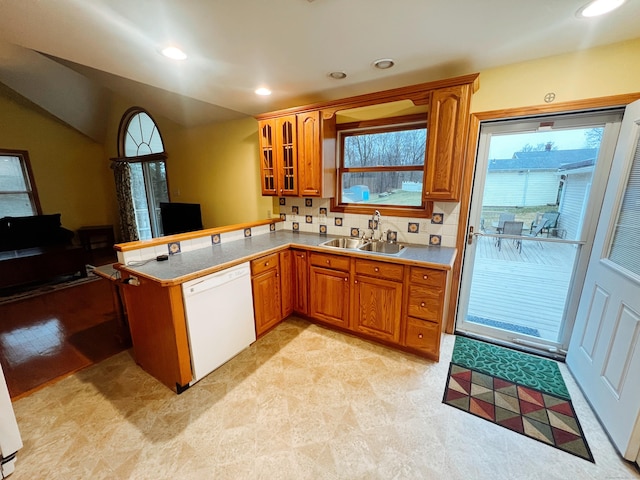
<box><xmin>519</xmin><ymin>141</ymin><xmax>557</xmax><ymax>152</ymax></box>
<box><xmin>584</xmin><ymin>128</ymin><xmax>603</xmax><ymax>148</ymax></box>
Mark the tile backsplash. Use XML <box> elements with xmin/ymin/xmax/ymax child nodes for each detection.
<box><xmin>275</xmin><ymin>198</ymin><xmax>459</xmax><ymax>247</ymax></box>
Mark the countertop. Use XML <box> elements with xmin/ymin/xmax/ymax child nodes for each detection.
<box><xmin>117</xmin><ymin>231</ymin><xmax>456</xmax><ymax>286</ymax></box>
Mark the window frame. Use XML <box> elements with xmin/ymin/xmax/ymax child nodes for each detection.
<box><xmin>0</xmin><ymin>148</ymin><xmax>42</xmax><ymax>217</ymax></box>
<box><xmin>331</xmin><ymin>113</ymin><xmax>432</xmax><ymax>218</ymax></box>
<box><xmin>115</xmin><ymin>107</ymin><xmax>170</xmax><ymax>239</ymax></box>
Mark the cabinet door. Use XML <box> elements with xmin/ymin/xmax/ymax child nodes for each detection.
<box><xmin>279</xmin><ymin>250</ymin><xmax>294</xmax><ymax>318</ymax></box>
<box><xmin>275</xmin><ymin>115</ymin><xmax>298</xmax><ymax>196</ymax></box>
<box><xmin>309</xmin><ymin>265</ymin><xmax>350</xmax><ymax>328</ymax></box>
<box><xmin>353</xmin><ymin>274</ymin><xmax>403</xmax><ymax>343</ymax></box>
<box><xmin>292</xmin><ymin>249</ymin><xmax>309</xmax><ymax>315</ymax></box>
<box><xmin>252</xmin><ymin>268</ymin><xmax>282</xmax><ymax>336</ymax></box>
<box><xmin>423</xmin><ymin>83</ymin><xmax>471</xmax><ymax>201</ymax></box>
<box><xmin>258</xmin><ymin>119</ymin><xmax>278</xmax><ymax>196</ymax></box>
<box><xmin>297</xmin><ymin>111</ymin><xmax>322</xmax><ymax>197</ymax></box>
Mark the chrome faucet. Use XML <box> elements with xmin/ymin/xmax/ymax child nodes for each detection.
<box><xmin>371</xmin><ymin>210</ymin><xmax>382</xmax><ymax>241</ymax></box>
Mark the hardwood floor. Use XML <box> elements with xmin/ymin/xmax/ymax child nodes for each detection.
<box><xmin>0</xmin><ymin>264</ymin><xmax>130</xmax><ymax>400</ymax></box>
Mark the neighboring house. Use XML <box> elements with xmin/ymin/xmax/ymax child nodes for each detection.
<box><xmin>558</xmin><ymin>158</ymin><xmax>597</xmax><ymax>241</ymax></box>
<box><xmin>482</xmin><ymin>148</ymin><xmax>599</xmax><ymax>208</ymax></box>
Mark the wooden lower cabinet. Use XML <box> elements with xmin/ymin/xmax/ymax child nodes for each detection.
<box><xmin>352</xmin><ymin>260</ymin><xmax>403</xmax><ymax>343</ymax></box>
<box><xmin>309</xmin><ymin>252</ymin><xmax>350</xmax><ymax>328</ymax></box>
<box><xmin>279</xmin><ymin>250</ymin><xmax>293</xmax><ymax>318</ymax></box>
<box><xmin>251</xmin><ymin>253</ymin><xmax>283</xmax><ymax>337</ymax></box>
<box><xmin>402</xmin><ymin>266</ymin><xmax>446</xmax><ymax>360</ymax></box>
<box><xmin>292</xmin><ymin>249</ymin><xmax>309</xmax><ymax>314</ymax></box>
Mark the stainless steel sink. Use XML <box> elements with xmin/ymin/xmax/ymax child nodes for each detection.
<box><xmin>357</xmin><ymin>242</ymin><xmax>406</xmax><ymax>256</ymax></box>
<box><xmin>319</xmin><ymin>237</ymin><xmax>370</xmax><ymax>249</ymax></box>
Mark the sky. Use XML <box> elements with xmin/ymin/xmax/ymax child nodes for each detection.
<box><xmin>488</xmin><ymin>128</ymin><xmax>595</xmax><ymax>159</ymax></box>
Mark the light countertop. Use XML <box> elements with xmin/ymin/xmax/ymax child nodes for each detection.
<box><xmin>117</xmin><ymin>231</ymin><xmax>456</xmax><ymax>286</ymax></box>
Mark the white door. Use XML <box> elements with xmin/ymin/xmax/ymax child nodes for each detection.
<box><xmin>566</xmin><ymin>99</ymin><xmax>640</xmax><ymax>461</ymax></box>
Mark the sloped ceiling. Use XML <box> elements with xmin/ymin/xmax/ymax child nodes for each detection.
<box><xmin>0</xmin><ymin>0</ymin><xmax>639</xmax><ymax>142</ymax></box>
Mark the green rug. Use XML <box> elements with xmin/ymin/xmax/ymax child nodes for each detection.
<box><xmin>444</xmin><ymin>336</ymin><xmax>594</xmax><ymax>463</ymax></box>
<box><xmin>451</xmin><ymin>335</ymin><xmax>569</xmax><ymax>399</ymax></box>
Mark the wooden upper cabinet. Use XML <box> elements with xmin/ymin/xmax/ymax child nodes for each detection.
<box><xmin>258</xmin><ymin>115</ymin><xmax>298</xmax><ymax>196</ymax></box>
<box><xmin>258</xmin><ymin>119</ymin><xmax>277</xmax><ymax>196</ymax></box>
<box><xmin>276</xmin><ymin>115</ymin><xmax>298</xmax><ymax>196</ymax></box>
<box><xmin>297</xmin><ymin>110</ymin><xmax>336</xmax><ymax>198</ymax></box>
<box><xmin>423</xmin><ymin>83</ymin><xmax>472</xmax><ymax>202</ymax></box>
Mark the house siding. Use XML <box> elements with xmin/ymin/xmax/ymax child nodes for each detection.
<box><xmin>483</xmin><ymin>170</ymin><xmax>560</xmax><ymax>207</ymax></box>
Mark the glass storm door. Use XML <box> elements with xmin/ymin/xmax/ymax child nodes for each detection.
<box><xmin>457</xmin><ymin>110</ymin><xmax>623</xmax><ymax>355</ymax></box>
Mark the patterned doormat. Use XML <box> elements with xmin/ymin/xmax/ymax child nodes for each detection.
<box><xmin>443</xmin><ymin>336</ymin><xmax>594</xmax><ymax>463</ymax></box>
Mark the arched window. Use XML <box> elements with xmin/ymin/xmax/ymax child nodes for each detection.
<box><xmin>113</xmin><ymin>108</ymin><xmax>169</xmax><ymax>240</ymax></box>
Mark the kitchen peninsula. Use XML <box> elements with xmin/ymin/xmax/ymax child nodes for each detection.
<box><xmin>114</xmin><ymin>220</ymin><xmax>455</xmax><ymax>393</ymax></box>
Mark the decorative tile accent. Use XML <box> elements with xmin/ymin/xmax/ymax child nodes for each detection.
<box><xmin>387</xmin><ymin>231</ymin><xmax>398</xmax><ymax>242</ymax></box>
<box><xmin>269</xmin><ymin>223</ymin><xmax>276</xmax><ymax>232</ymax></box>
<box><xmin>280</xmin><ymin>213</ymin><xmax>287</xmax><ymax>221</ymax></box>
<box><xmin>368</xmin><ymin>219</ymin><xmax>379</xmax><ymax>230</ymax></box>
<box><xmin>319</xmin><ymin>207</ymin><xmax>327</xmax><ymax>215</ymax></box>
<box><xmin>292</xmin><ymin>206</ymin><xmax>299</xmax><ymax>214</ymax></box>
<box><xmin>279</xmin><ymin>198</ymin><xmax>286</xmax><ymax>205</ymax></box>
<box><xmin>335</xmin><ymin>217</ymin><xmax>343</xmax><ymax>226</ymax></box>
<box><xmin>408</xmin><ymin>222</ymin><xmax>420</xmax><ymax>234</ymax></box>
<box><xmin>432</xmin><ymin>212</ymin><xmax>444</xmax><ymax>224</ymax></box>
<box><xmin>244</xmin><ymin>228</ymin><xmax>252</xmax><ymax>238</ymax></box>
<box><xmin>429</xmin><ymin>234</ymin><xmax>441</xmax><ymax>246</ymax></box>
<box><xmin>305</xmin><ymin>215</ymin><xmax>313</xmax><ymax>224</ymax></box>
<box><xmin>350</xmin><ymin>227</ymin><xmax>360</xmax><ymax>238</ymax></box>
<box><xmin>319</xmin><ymin>225</ymin><xmax>327</xmax><ymax>235</ymax></box>
<box><xmin>167</xmin><ymin>241</ymin><xmax>181</xmax><ymax>255</ymax></box>
<box><xmin>305</xmin><ymin>198</ymin><xmax>313</xmax><ymax>207</ymax></box>
<box><xmin>292</xmin><ymin>222</ymin><xmax>299</xmax><ymax>231</ymax></box>
<box><xmin>211</xmin><ymin>234</ymin><xmax>221</xmax><ymax>245</ymax></box>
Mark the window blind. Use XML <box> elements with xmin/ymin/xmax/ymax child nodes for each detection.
<box><xmin>608</xmin><ymin>132</ymin><xmax>640</xmax><ymax>276</ymax></box>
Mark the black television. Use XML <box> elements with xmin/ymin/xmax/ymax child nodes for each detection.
<box><xmin>160</xmin><ymin>202</ymin><xmax>203</xmax><ymax>236</ymax></box>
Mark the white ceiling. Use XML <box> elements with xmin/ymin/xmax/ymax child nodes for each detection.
<box><xmin>0</xmin><ymin>0</ymin><xmax>638</xmax><ymax>140</ymax></box>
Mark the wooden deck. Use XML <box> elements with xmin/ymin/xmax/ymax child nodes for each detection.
<box><xmin>464</xmin><ymin>234</ymin><xmax>578</xmax><ymax>341</ymax></box>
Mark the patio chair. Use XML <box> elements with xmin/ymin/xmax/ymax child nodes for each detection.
<box><xmin>497</xmin><ymin>220</ymin><xmax>524</xmax><ymax>253</ymax></box>
<box><xmin>530</xmin><ymin>212</ymin><xmax>559</xmax><ymax>237</ymax></box>
<box><xmin>494</xmin><ymin>213</ymin><xmax>515</xmax><ymax>233</ymax></box>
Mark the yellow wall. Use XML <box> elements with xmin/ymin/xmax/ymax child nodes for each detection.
<box><xmin>0</xmin><ymin>93</ymin><xmax>114</xmax><ymax>233</ymax></box>
<box><xmin>472</xmin><ymin>38</ymin><xmax>640</xmax><ymax>113</ymax></box>
<box><xmin>165</xmin><ymin>116</ymin><xmax>272</xmax><ymax>228</ymax></box>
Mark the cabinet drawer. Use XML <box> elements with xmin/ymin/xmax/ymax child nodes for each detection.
<box><xmin>355</xmin><ymin>259</ymin><xmax>403</xmax><ymax>281</ymax></box>
<box><xmin>404</xmin><ymin>317</ymin><xmax>440</xmax><ymax>356</ymax></box>
<box><xmin>409</xmin><ymin>267</ymin><xmax>446</xmax><ymax>288</ymax></box>
<box><xmin>407</xmin><ymin>285</ymin><xmax>443</xmax><ymax>322</ymax></box>
<box><xmin>309</xmin><ymin>252</ymin><xmax>350</xmax><ymax>271</ymax></box>
<box><xmin>251</xmin><ymin>253</ymin><xmax>279</xmax><ymax>276</ymax></box>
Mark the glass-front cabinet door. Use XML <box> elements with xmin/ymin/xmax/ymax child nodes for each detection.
<box><xmin>276</xmin><ymin>115</ymin><xmax>298</xmax><ymax>196</ymax></box>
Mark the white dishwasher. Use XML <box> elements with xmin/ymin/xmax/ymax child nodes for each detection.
<box><xmin>182</xmin><ymin>262</ymin><xmax>256</xmax><ymax>384</ymax></box>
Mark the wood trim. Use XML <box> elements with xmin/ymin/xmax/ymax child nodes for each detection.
<box><xmin>110</xmin><ymin>152</ymin><xmax>167</xmax><ymax>163</ymax></box>
<box><xmin>445</xmin><ymin>92</ymin><xmax>640</xmax><ymax>335</ymax></box>
<box><xmin>255</xmin><ymin>73</ymin><xmax>480</xmax><ymax>120</ymax></box>
<box><xmin>329</xmin><ymin>197</ymin><xmax>434</xmax><ymax>219</ymax></box>
<box><xmin>337</xmin><ymin>113</ymin><xmax>427</xmax><ymax>131</ymax></box>
<box><xmin>473</xmin><ymin>93</ymin><xmax>640</xmax><ymax>121</ymax></box>
<box><xmin>0</xmin><ymin>148</ymin><xmax>42</xmax><ymax>215</ymax></box>
<box><xmin>114</xmin><ymin>218</ymin><xmax>282</xmax><ymax>252</ymax></box>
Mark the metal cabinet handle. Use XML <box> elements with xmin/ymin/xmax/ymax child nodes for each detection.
<box><xmin>418</xmin><ymin>333</ymin><xmax>423</xmax><ymax>339</ymax></box>
<box><xmin>326</xmin><ymin>260</ymin><xmax>330</xmax><ymax>264</ymax></box>
<box><xmin>423</xmin><ymin>275</ymin><xmax>428</xmax><ymax>280</ymax></box>
<box><xmin>374</xmin><ymin>267</ymin><xmax>379</xmax><ymax>272</ymax></box>
<box><xmin>355</xmin><ymin>280</ymin><xmax>358</xmax><ymax>284</ymax></box>
<box><xmin>344</xmin><ymin>278</ymin><xmax>348</xmax><ymax>282</ymax></box>
<box><xmin>421</xmin><ymin>302</ymin><xmax>426</xmax><ymax>307</ymax></box>
<box><xmin>265</xmin><ymin>262</ymin><xmax>269</xmax><ymax>266</ymax></box>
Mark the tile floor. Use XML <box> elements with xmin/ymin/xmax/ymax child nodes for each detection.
<box><xmin>9</xmin><ymin>318</ymin><xmax>640</xmax><ymax>479</ymax></box>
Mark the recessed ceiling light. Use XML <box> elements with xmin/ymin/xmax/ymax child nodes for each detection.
<box><xmin>373</xmin><ymin>58</ymin><xmax>395</xmax><ymax>70</ymax></box>
<box><xmin>161</xmin><ymin>46</ymin><xmax>187</xmax><ymax>60</ymax></box>
<box><xmin>328</xmin><ymin>71</ymin><xmax>347</xmax><ymax>80</ymax></box>
<box><xmin>577</xmin><ymin>0</ymin><xmax>626</xmax><ymax>17</ymax></box>
<box><xmin>255</xmin><ymin>87</ymin><xmax>272</xmax><ymax>96</ymax></box>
